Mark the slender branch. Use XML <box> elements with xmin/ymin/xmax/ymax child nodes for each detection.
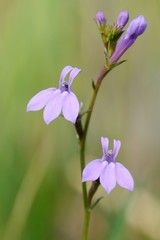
<box><xmin>82</xmin><ymin>66</ymin><xmax>109</xmax><ymax>146</ymax></box>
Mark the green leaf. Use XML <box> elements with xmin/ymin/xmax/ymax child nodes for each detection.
<box><xmin>115</xmin><ymin>59</ymin><xmax>127</xmax><ymax>67</ymax></box>
<box><xmin>90</xmin><ymin>196</ymin><xmax>104</xmax><ymax>209</ymax></box>
<box><xmin>108</xmin><ymin>60</ymin><xmax>127</xmax><ymax>71</ymax></box>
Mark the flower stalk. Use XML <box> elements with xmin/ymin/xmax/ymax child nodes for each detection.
<box><xmin>75</xmin><ymin>65</ymin><xmax>110</xmax><ymax>239</ymax></box>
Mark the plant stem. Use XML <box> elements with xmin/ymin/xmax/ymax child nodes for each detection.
<box><xmin>75</xmin><ymin>65</ymin><xmax>110</xmax><ymax>240</ymax></box>
<box><xmin>83</xmin><ymin>66</ymin><xmax>109</xmax><ymax>143</ymax></box>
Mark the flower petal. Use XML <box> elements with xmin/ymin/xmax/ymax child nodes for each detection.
<box><xmin>113</xmin><ymin>139</ymin><xmax>121</xmax><ymax>159</ymax></box>
<box><xmin>43</xmin><ymin>89</ymin><xmax>63</xmax><ymax>124</ymax></box>
<box><xmin>59</xmin><ymin>66</ymin><xmax>73</xmax><ymax>87</ymax></box>
<box><xmin>62</xmin><ymin>92</ymin><xmax>79</xmax><ymax>124</ymax></box>
<box><xmin>26</xmin><ymin>88</ymin><xmax>55</xmax><ymax>111</ymax></box>
<box><xmin>100</xmin><ymin>162</ymin><xmax>116</xmax><ymax>194</ymax></box>
<box><xmin>101</xmin><ymin>137</ymin><xmax>109</xmax><ymax>157</ymax></box>
<box><xmin>82</xmin><ymin>159</ymin><xmax>105</xmax><ymax>182</ymax></box>
<box><xmin>68</xmin><ymin>67</ymin><xmax>81</xmax><ymax>90</ymax></box>
<box><xmin>116</xmin><ymin>162</ymin><xmax>134</xmax><ymax>191</ymax></box>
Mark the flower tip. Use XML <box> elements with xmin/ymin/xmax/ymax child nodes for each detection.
<box><xmin>95</xmin><ymin>11</ymin><xmax>107</xmax><ymax>26</ymax></box>
<box><xmin>71</xmin><ymin>119</ymin><xmax>76</xmax><ymax>124</ymax></box>
<box><xmin>43</xmin><ymin>113</ymin><xmax>52</xmax><ymax>125</ymax></box>
<box><xmin>117</xmin><ymin>10</ymin><xmax>129</xmax><ymax>28</ymax></box>
<box><xmin>105</xmin><ymin>187</ymin><xmax>113</xmax><ymax>195</ymax></box>
<box><xmin>129</xmin><ymin>180</ymin><xmax>134</xmax><ymax>192</ymax></box>
<box><xmin>81</xmin><ymin>171</ymin><xmax>89</xmax><ymax>183</ymax></box>
<box><xmin>77</xmin><ymin>67</ymin><xmax>81</xmax><ymax>72</ymax></box>
<box><xmin>26</xmin><ymin>103</ymin><xmax>33</xmax><ymax>112</ymax></box>
<box><xmin>44</xmin><ymin>119</ymin><xmax>50</xmax><ymax>125</ymax></box>
<box><xmin>130</xmin><ymin>186</ymin><xmax>134</xmax><ymax>192</ymax></box>
<box><xmin>126</xmin><ymin>184</ymin><xmax>134</xmax><ymax>192</ymax></box>
<box><xmin>75</xmin><ymin>67</ymin><xmax>81</xmax><ymax>76</ymax></box>
<box><xmin>26</xmin><ymin>106</ymin><xmax>30</xmax><ymax>112</ymax></box>
<box><xmin>107</xmin><ymin>190</ymin><xmax>113</xmax><ymax>194</ymax></box>
<box><xmin>127</xmin><ymin>15</ymin><xmax>147</xmax><ymax>37</ymax></box>
<box><xmin>81</xmin><ymin>176</ymin><xmax>86</xmax><ymax>183</ymax></box>
<box><xmin>138</xmin><ymin>15</ymin><xmax>148</xmax><ymax>33</ymax></box>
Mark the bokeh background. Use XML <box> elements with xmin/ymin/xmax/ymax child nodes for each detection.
<box><xmin>0</xmin><ymin>0</ymin><xmax>160</xmax><ymax>239</ymax></box>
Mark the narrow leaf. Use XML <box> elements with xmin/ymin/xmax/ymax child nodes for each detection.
<box><xmin>90</xmin><ymin>196</ymin><xmax>104</xmax><ymax>209</ymax></box>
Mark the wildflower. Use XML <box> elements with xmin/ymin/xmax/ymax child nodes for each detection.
<box><xmin>95</xmin><ymin>11</ymin><xmax>107</xmax><ymax>27</ymax></box>
<box><xmin>82</xmin><ymin>137</ymin><xmax>134</xmax><ymax>194</ymax></box>
<box><xmin>110</xmin><ymin>15</ymin><xmax>147</xmax><ymax>64</ymax></box>
<box><xmin>27</xmin><ymin>66</ymin><xmax>81</xmax><ymax>124</ymax></box>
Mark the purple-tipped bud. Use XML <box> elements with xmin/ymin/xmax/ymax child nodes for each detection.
<box><xmin>126</xmin><ymin>15</ymin><xmax>147</xmax><ymax>37</ymax></box>
<box><xmin>96</xmin><ymin>11</ymin><xmax>107</xmax><ymax>26</ymax></box>
<box><xmin>110</xmin><ymin>15</ymin><xmax>147</xmax><ymax>64</ymax></box>
<box><xmin>117</xmin><ymin>10</ymin><xmax>129</xmax><ymax>28</ymax></box>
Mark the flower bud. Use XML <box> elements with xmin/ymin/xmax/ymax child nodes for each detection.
<box><xmin>110</xmin><ymin>15</ymin><xmax>147</xmax><ymax>64</ymax></box>
<box><xmin>116</xmin><ymin>10</ymin><xmax>129</xmax><ymax>28</ymax></box>
<box><xmin>126</xmin><ymin>15</ymin><xmax>147</xmax><ymax>37</ymax></box>
<box><xmin>95</xmin><ymin>11</ymin><xmax>107</xmax><ymax>27</ymax></box>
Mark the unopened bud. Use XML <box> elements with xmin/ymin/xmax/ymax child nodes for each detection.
<box><xmin>126</xmin><ymin>15</ymin><xmax>147</xmax><ymax>37</ymax></box>
<box><xmin>110</xmin><ymin>15</ymin><xmax>147</xmax><ymax>64</ymax></box>
<box><xmin>116</xmin><ymin>10</ymin><xmax>129</xmax><ymax>28</ymax></box>
<box><xmin>95</xmin><ymin>11</ymin><xmax>107</xmax><ymax>27</ymax></box>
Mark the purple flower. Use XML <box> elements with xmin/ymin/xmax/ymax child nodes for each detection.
<box><xmin>116</xmin><ymin>10</ymin><xmax>129</xmax><ymax>29</ymax></box>
<box><xmin>96</xmin><ymin>11</ymin><xmax>107</xmax><ymax>26</ymax></box>
<box><xmin>27</xmin><ymin>66</ymin><xmax>81</xmax><ymax>124</ymax></box>
<box><xmin>110</xmin><ymin>15</ymin><xmax>147</xmax><ymax>64</ymax></box>
<box><xmin>82</xmin><ymin>137</ymin><xmax>134</xmax><ymax>194</ymax></box>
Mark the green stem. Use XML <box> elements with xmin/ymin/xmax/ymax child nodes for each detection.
<box><xmin>83</xmin><ymin>66</ymin><xmax>109</xmax><ymax>142</ymax></box>
<box><xmin>82</xmin><ymin>208</ymin><xmax>90</xmax><ymax>240</ymax></box>
<box><xmin>75</xmin><ymin>65</ymin><xmax>110</xmax><ymax>240</ymax></box>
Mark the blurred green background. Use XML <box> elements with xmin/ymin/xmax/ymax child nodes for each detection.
<box><xmin>0</xmin><ymin>0</ymin><xmax>160</xmax><ymax>239</ymax></box>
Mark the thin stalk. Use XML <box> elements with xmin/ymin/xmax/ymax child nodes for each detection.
<box><xmin>83</xmin><ymin>66</ymin><xmax>109</xmax><ymax>144</ymax></box>
<box><xmin>76</xmin><ymin>65</ymin><xmax>110</xmax><ymax>240</ymax></box>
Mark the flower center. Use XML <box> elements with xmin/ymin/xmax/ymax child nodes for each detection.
<box><xmin>106</xmin><ymin>150</ymin><xmax>115</xmax><ymax>163</ymax></box>
<box><xmin>60</xmin><ymin>81</ymin><xmax>69</xmax><ymax>92</ymax></box>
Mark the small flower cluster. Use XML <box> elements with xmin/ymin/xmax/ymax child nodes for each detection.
<box><xmin>96</xmin><ymin>10</ymin><xmax>147</xmax><ymax>64</ymax></box>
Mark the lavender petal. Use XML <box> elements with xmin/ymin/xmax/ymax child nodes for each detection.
<box><xmin>82</xmin><ymin>159</ymin><xmax>105</xmax><ymax>182</ymax></box>
<box><xmin>113</xmin><ymin>139</ymin><xmax>121</xmax><ymax>159</ymax></box>
<box><xmin>100</xmin><ymin>162</ymin><xmax>116</xmax><ymax>194</ymax></box>
<box><xmin>62</xmin><ymin>92</ymin><xmax>79</xmax><ymax>124</ymax></box>
<box><xmin>68</xmin><ymin>67</ymin><xmax>81</xmax><ymax>90</ymax></box>
<box><xmin>59</xmin><ymin>65</ymin><xmax>73</xmax><ymax>87</ymax></box>
<box><xmin>26</xmin><ymin>88</ymin><xmax>55</xmax><ymax>112</ymax></box>
<box><xmin>101</xmin><ymin>137</ymin><xmax>109</xmax><ymax>157</ymax></box>
<box><xmin>116</xmin><ymin>162</ymin><xmax>134</xmax><ymax>191</ymax></box>
<box><xmin>43</xmin><ymin>89</ymin><xmax>63</xmax><ymax>124</ymax></box>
